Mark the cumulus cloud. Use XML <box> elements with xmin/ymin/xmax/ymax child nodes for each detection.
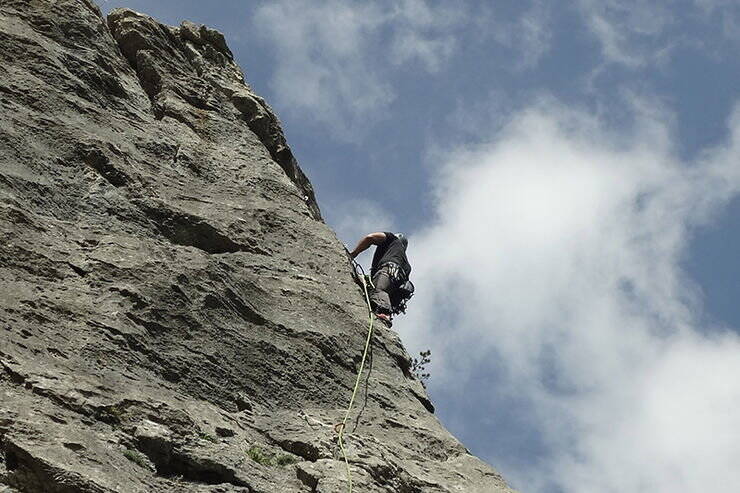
<box><xmin>253</xmin><ymin>0</ymin><xmax>463</xmax><ymax>139</ymax></box>
<box><xmin>402</xmin><ymin>97</ymin><xmax>740</xmax><ymax>492</ymax></box>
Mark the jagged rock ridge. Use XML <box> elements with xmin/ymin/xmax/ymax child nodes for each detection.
<box><xmin>0</xmin><ymin>1</ymin><xmax>517</xmax><ymax>492</ymax></box>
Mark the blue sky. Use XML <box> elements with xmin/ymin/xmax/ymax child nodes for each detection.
<box><xmin>97</xmin><ymin>1</ymin><xmax>740</xmax><ymax>492</ymax></box>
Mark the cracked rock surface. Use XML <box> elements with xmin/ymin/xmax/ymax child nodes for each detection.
<box><xmin>0</xmin><ymin>1</ymin><xmax>517</xmax><ymax>492</ymax></box>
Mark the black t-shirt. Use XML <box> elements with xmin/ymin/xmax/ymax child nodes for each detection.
<box><xmin>371</xmin><ymin>232</ymin><xmax>411</xmax><ymax>277</ymax></box>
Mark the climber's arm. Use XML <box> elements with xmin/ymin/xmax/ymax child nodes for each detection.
<box><xmin>350</xmin><ymin>232</ymin><xmax>387</xmax><ymax>258</ymax></box>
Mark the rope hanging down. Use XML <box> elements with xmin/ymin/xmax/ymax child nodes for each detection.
<box><xmin>335</xmin><ymin>260</ymin><xmax>375</xmax><ymax>493</ymax></box>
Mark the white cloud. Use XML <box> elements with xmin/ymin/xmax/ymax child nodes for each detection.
<box><xmin>575</xmin><ymin>0</ymin><xmax>676</xmax><ymax>67</ymax></box>
<box><xmin>694</xmin><ymin>0</ymin><xmax>740</xmax><ymax>40</ymax></box>
<box><xmin>489</xmin><ymin>0</ymin><xmax>553</xmax><ymax>70</ymax></box>
<box><xmin>518</xmin><ymin>1</ymin><xmax>552</xmax><ymax>69</ymax></box>
<box><xmin>252</xmin><ymin>1</ymin><xmax>391</xmax><ymax>140</ymax></box>
<box><xmin>693</xmin><ymin>0</ymin><xmax>734</xmax><ymax>12</ymax></box>
<box><xmin>253</xmin><ymin>0</ymin><xmax>463</xmax><ymax>139</ymax></box>
<box><xmin>390</xmin><ymin>30</ymin><xmax>456</xmax><ymax>73</ymax></box>
<box><xmin>565</xmin><ymin>0</ymin><xmax>740</xmax><ymax>73</ymax></box>
<box><xmin>446</xmin><ymin>89</ymin><xmax>517</xmax><ymax>142</ymax></box>
<box><xmin>329</xmin><ymin>198</ymin><xmax>397</xmax><ymax>247</ymax></box>
<box><xmin>326</xmin><ymin>198</ymin><xmax>398</xmax><ymax>272</ymax></box>
<box><xmin>402</xmin><ymin>97</ymin><xmax>740</xmax><ymax>492</ymax></box>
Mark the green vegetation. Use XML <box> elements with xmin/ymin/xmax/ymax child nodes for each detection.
<box><xmin>246</xmin><ymin>445</ymin><xmax>297</xmax><ymax>467</ymax></box>
<box><xmin>97</xmin><ymin>402</ymin><xmax>128</xmax><ymax>425</ymax></box>
<box><xmin>198</xmin><ymin>431</ymin><xmax>218</xmax><ymax>443</ymax></box>
<box><xmin>123</xmin><ymin>449</ymin><xmax>147</xmax><ymax>468</ymax></box>
<box><xmin>275</xmin><ymin>454</ymin><xmax>298</xmax><ymax>466</ymax></box>
<box><xmin>246</xmin><ymin>445</ymin><xmax>272</xmax><ymax>465</ymax></box>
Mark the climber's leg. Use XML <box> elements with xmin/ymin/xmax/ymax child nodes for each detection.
<box><xmin>370</xmin><ymin>268</ymin><xmax>393</xmax><ymax>316</ymax></box>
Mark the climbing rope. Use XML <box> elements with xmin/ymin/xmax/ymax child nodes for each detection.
<box><xmin>334</xmin><ymin>258</ymin><xmax>375</xmax><ymax>493</ymax></box>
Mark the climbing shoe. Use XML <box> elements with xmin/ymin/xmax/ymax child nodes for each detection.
<box><xmin>375</xmin><ymin>312</ymin><xmax>392</xmax><ymax>327</ymax></box>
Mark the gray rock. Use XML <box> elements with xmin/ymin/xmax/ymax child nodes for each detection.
<box><xmin>0</xmin><ymin>1</ymin><xmax>518</xmax><ymax>492</ymax></box>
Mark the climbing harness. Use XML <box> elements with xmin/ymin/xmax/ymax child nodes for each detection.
<box><xmin>369</xmin><ymin>261</ymin><xmax>414</xmax><ymax>316</ymax></box>
<box><xmin>335</xmin><ymin>257</ymin><xmax>376</xmax><ymax>493</ymax></box>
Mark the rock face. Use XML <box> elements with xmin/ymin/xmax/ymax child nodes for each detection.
<box><xmin>0</xmin><ymin>1</ymin><xmax>517</xmax><ymax>492</ymax></box>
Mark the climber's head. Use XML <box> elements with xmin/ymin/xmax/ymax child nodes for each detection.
<box><xmin>396</xmin><ymin>233</ymin><xmax>408</xmax><ymax>250</ymax></box>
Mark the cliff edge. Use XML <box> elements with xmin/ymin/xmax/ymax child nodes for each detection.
<box><xmin>0</xmin><ymin>1</ymin><xmax>516</xmax><ymax>492</ymax></box>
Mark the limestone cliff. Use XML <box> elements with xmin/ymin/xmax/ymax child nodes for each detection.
<box><xmin>0</xmin><ymin>1</ymin><xmax>516</xmax><ymax>492</ymax></box>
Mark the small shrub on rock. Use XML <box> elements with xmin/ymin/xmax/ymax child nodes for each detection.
<box><xmin>123</xmin><ymin>449</ymin><xmax>148</xmax><ymax>468</ymax></box>
<box><xmin>411</xmin><ymin>349</ymin><xmax>432</xmax><ymax>388</ymax></box>
<box><xmin>198</xmin><ymin>431</ymin><xmax>218</xmax><ymax>443</ymax></box>
<box><xmin>246</xmin><ymin>445</ymin><xmax>297</xmax><ymax>467</ymax></box>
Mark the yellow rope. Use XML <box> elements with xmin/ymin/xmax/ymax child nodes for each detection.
<box><xmin>336</xmin><ymin>271</ymin><xmax>375</xmax><ymax>493</ymax></box>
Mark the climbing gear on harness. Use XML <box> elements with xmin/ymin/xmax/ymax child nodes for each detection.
<box><xmin>336</xmin><ymin>256</ymin><xmax>376</xmax><ymax>493</ymax></box>
<box><xmin>379</xmin><ymin>261</ymin><xmax>405</xmax><ymax>283</ymax></box>
<box><xmin>371</xmin><ymin>261</ymin><xmax>414</xmax><ymax>315</ymax></box>
<box><xmin>390</xmin><ymin>278</ymin><xmax>415</xmax><ymax>315</ymax></box>
<box><xmin>376</xmin><ymin>262</ymin><xmax>414</xmax><ymax>315</ymax></box>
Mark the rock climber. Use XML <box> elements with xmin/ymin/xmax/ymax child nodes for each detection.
<box><xmin>350</xmin><ymin>232</ymin><xmax>412</xmax><ymax>324</ymax></box>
